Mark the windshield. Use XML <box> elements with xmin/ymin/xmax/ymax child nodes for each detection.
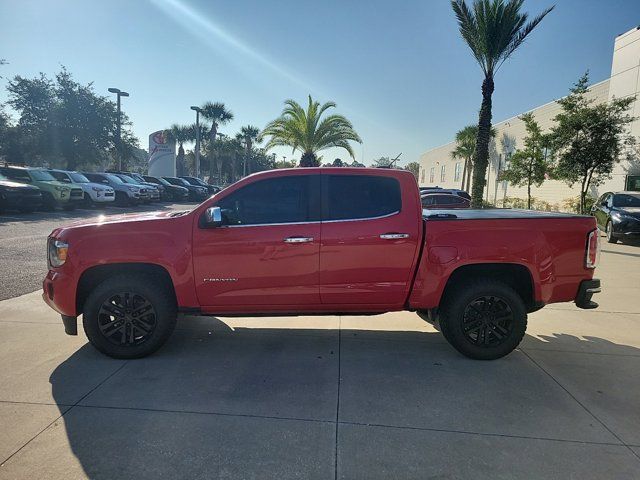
<box><xmin>117</xmin><ymin>174</ymin><xmax>138</xmax><ymax>184</ymax></box>
<box><xmin>105</xmin><ymin>174</ymin><xmax>124</xmax><ymax>184</ymax></box>
<box><xmin>613</xmin><ymin>194</ymin><xmax>640</xmax><ymax>208</ymax></box>
<box><xmin>69</xmin><ymin>172</ymin><xmax>90</xmax><ymax>183</ymax></box>
<box><xmin>30</xmin><ymin>170</ymin><xmax>56</xmax><ymax>181</ymax></box>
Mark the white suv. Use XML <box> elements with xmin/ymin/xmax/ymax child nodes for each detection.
<box><xmin>48</xmin><ymin>170</ymin><xmax>115</xmax><ymax>206</ymax></box>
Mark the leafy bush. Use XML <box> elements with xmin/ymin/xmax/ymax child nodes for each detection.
<box><xmin>502</xmin><ymin>196</ymin><xmax>559</xmax><ymax>211</ymax></box>
<box><xmin>563</xmin><ymin>195</ymin><xmax>596</xmax><ymax>214</ymax></box>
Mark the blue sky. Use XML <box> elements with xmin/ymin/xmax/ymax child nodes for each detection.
<box><xmin>0</xmin><ymin>0</ymin><xmax>638</xmax><ymax>166</ymax></box>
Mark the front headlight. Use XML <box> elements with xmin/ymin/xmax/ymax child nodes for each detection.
<box><xmin>54</xmin><ymin>186</ymin><xmax>69</xmax><ymax>192</ymax></box>
<box><xmin>92</xmin><ymin>187</ymin><xmax>103</xmax><ymax>192</ymax></box>
<box><xmin>48</xmin><ymin>238</ymin><xmax>69</xmax><ymax>268</ymax></box>
<box><xmin>127</xmin><ymin>186</ymin><xmax>139</xmax><ymax>192</ymax></box>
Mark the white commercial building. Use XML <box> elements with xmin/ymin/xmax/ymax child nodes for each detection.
<box><xmin>418</xmin><ymin>26</ymin><xmax>640</xmax><ymax>210</ymax></box>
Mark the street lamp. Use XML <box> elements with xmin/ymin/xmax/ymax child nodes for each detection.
<box><xmin>108</xmin><ymin>88</ymin><xmax>129</xmax><ymax>171</ymax></box>
<box><xmin>190</xmin><ymin>106</ymin><xmax>203</xmax><ymax>178</ymax></box>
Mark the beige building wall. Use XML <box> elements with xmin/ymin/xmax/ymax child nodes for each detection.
<box><xmin>418</xmin><ymin>26</ymin><xmax>640</xmax><ymax>210</ymax></box>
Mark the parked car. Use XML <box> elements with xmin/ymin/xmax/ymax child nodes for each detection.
<box><xmin>420</xmin><ymin>186</ymin><xmax>471</xmax><ymax>200</ymax></box>
<box><xmin>179</xmin><ymin>176</ymin><xmax>221</xmax><ymax>195</ymax></box>
<box><xmin>421</xmin><ymin>193</ymin><xmax>471</xmax><ymax>209</ymax></box>
<box><xmin>44</xmin><ymin>168</ymin><xmax>600</xmax><ymax>361</ymax></box>
<box><xmin>143</xmin><ymin>175</ymin><xmax>189</xmax><ymax>202</ymax></box>
<box><xmin>0</xmin><ymin>172</ymin><xmax>42</xmax><ymax>213</ymax></box>
<box><xmin>163</xmin><ymin>176</ymin><xmax>208</xmax><ymax>202</ymax></box>
<box><xmin>48</xmin><ymin>170</ymin><xmax>115</xmax><ymax>207</ymax></box>
<box><xmin>592</xmin><ymin>191</ymin><xmax>640</xmax><ymax>243</ymax></box>
<box><xmin>0</xmin><ymin>165</ymin><xmax>83</xmax><ymax>210</ymax></box>
<box><xmin>113</xmin><ymin>174</ymin><xmax>160</xmax><ymax>202</ymax></box>
<box><xmin>109</xmin><ymin>171</ymin><xmax>167</xmax><ymax>202</ymax></box>
<box><xmin>83</xmin><ymin>172</ymin><xmax>149</xmax><ymax>206</ymax></box>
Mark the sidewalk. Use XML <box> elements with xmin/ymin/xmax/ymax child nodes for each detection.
<box><xmin>1</xmin><ymin>241</ymin><xmax>639</xmax><ymax>479</ymax></box>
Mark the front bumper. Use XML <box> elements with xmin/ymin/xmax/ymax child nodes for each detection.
<box><xmin>575</xmin><ymin>279</ymin><xmax>601</xmax><ymax>309</ymax></box>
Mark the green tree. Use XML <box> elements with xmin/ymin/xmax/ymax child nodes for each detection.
<box><xmin>239</xmin><ymin>125</ymin><xmax>261</xmax><ymax>176</ymax></box>
<box><xmin>261</xmin><ymin>95</ymin><xmax>361</xmax><ymax>167</ymax></box>
<box><xmin>5</xmin><ymin>68</ymin><xmax>137</xmax><ymax>170</ymax></box>
<box><xmin>200</xmin><ymin>101</ymin><xmax>233</xmax><ymax>183</ymax></box>
<box><xmin>405</xmin><ymin>161</ymin><xmax>420</xmax><ymax>180</ymax></box>
<box><xmin>451</xmin><ymin>0</ymin><xmax>554</xmax><ymax>207</ymax></box>
<box><xmin>163</xmin><ymin>124</ymin><xmax>192</xmax><ymax>176</ymax></box>
<box><xmin>550</xmin><ymin>73</ymin><xmax>636</xmax><ymax>214</ymax></box>
<box><xmin>371</xmin><ymin>157</ymin><xmax>393</xmax><ymax>168</ymax></box>
<box><xmin>500</xmin><ymin>113</ymin><xmax>550</xmax><ymax>209</ymax></box>
<box><xmin>451</xmin><ymin>125</ymin><xmax>477</xmax><ymax>191</ymax></box>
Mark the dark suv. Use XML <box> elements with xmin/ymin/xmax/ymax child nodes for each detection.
<box><xmin>0</xmin><ymin>172</ymin><xmax>42</xmax><ymax>213</ymax></box>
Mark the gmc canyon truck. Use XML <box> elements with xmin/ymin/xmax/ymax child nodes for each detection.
<box><xmin>42</xmin><ymin>168</ymin><xmax>601</xmax><ymax>360</ymax></box>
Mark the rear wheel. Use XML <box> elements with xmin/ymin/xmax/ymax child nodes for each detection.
<box><xmin>82</xmin><ymin>274</ymin><xmax>177</xmax><ymax>359</ymax></box>
<box><xmin>439</xmin><ymin>280</ymin><xmax>527</xmax><ymax>360</ymax></box>
<box><xmin>606</xmin><ymin>220</ymin><xmax>618</xmax><ymax>244</ymax></box>
<box><xmin>41</xmin><ymin>192</ymin><xmax>56</xmax><ymax>211</ymax></box>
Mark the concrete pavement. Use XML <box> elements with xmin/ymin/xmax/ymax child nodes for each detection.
<box><xmin>0</xmin><ymin>239</ymin><xmax>639</xmax><ymax>479</ymax></box>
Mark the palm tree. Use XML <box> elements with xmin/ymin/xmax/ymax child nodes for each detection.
<box><xmin>240</xmin><ymin>125</ymin><xmax>261</xmax><ymax>176</ymax></box>
<box><xmin>451</xmin><ymin>0</ymin><xmax>553</xmax><ymax>206</ymax></box>
<box><xmin>200</xmin><ymin>102</ymin><xmax>233</xmax><ymax>183</ymax></box>
<box><xmin>260</xmin><ymin>95</ymin><xmax>361</xmax><ymax>167</ymax></box>
<box><xmin>164</xmin><ymin>124</ymin><xmax>192</xmax><ymax>176</ymax></box>
<box><xmin>451</xmin><ymin>125</ymin><xmax>477</xmax><ymax>191</ymax></box>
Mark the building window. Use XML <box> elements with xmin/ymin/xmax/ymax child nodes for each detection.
<box><xmin>454</xmin><ymin>162</ymin><xmax>462</xmax><ymax>182</ymax></box>
<box><xmin>429</xmin><ymin>167</ymin><xmax>435</xmax><ymax>183</ymax></box>
<box><xmin>420</xmin><ymin>169</ymin><xmax>425</xmax><ymax>184</ymax></box>
<box><xmin>440</xmin><ymin>165</ymin><xmax>446</xmax><ymax>183</ymax></box>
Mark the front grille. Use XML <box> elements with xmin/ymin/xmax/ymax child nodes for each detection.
<box><xmin>104</xmin><ymin>191</ymin><xmax>114</xmax><ymax>197</ymax></box>
<box><xmin>70</xmin><ymin>188</ymin><xmax>83</xmax><ymax>198</ymax></box>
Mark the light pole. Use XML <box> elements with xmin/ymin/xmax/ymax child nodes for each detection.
<box><xmin>108</xmin><ymin>88</ymin><xmax>129</xmax><ymax>171</ymax></box>
<box><xmin>191</xmin><ymin>106</ymin><xmax>203</xmax><ymax>178</ymax></box>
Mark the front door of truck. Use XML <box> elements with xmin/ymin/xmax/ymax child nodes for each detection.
<box><xmin>193</xmin><ymin>174</ymin><xmax>321</xmax><ymax>307</ymax></box>
<box><xmin>319</xmin><ymin>172</ymin><xmax>421</xmax><ymax>306</ymax></box>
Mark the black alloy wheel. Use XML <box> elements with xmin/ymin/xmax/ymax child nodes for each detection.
<box><xmin>97</xmin><ymin>292</ymin><xmax>157</xmax><ymax>346</ymax></box>
<box><xmin>461</xmin><ymin>295</ymin><xmax>514</xmax><ymax>348</ymax></box>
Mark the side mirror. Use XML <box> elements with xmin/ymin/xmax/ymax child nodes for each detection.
<box><xmin>203</xmin><ymin>206</ymin><xmax>223</xmax><ymax>227</ymax></box>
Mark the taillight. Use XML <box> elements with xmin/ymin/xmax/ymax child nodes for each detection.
<box><xmin>585</xmin><ymin>229</ymin><xmax>600</xmax><ymax>269</ymax></box>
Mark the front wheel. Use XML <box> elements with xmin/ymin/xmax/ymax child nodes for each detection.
<box><xmin>606</xmin><ymin>220</ymin><xmax>618</xmax><ymax>244</ymax></box>
<box><xmin>439</xmin><ymin>280</ymin><xmax>527</xmax><ymax>360</ymax></box>
<box><xmin>82</xmin><ymin>274</ymin><xmax>177</xmax><ymax>359</ymax></box>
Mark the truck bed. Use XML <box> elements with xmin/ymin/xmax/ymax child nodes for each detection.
<box><xmin>423</xmin><ymin>208</ymin><xmax>591</xmax><ymax>220</ymax></box>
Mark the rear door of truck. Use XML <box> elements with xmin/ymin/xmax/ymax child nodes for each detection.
<box><xmin>319</xmin><ymin>170</ymin><xmax>422</xmax><ymax>306</ymax></box>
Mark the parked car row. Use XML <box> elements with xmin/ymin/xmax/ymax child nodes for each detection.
<box><xmin>0</xmin><ymin>164</ymin><xmax>221</xmax><ymax>214</ymax></box>
<box><xmin>419</xmin><ymin>186</ymin><xmax>471</xmax><ymax>209</ymax></box>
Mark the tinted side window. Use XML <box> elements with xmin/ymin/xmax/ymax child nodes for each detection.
<box><xmin>2</xmin><ymin>168</ymin><xmax>31</xmax><ymax>182</ymax></box>
<box><xmin>325</xmin><ymin>175</ymin><xmax>401</xmax><ymax>220</ymax></box>
<box><xmin>216</xmin><ymin>175</ymin><xmax>319</xmax><ymax>226</ymax></box>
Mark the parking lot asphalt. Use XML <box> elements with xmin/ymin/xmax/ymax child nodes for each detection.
<box><xmin>0</xmin><ymin>227</ymin><xmax>639</xmax><ymax>478</ymax></box>
<box><xmin>0</xmin><ymin>202</ymin><xmax>195</xmax><ymax>301</ymax></box>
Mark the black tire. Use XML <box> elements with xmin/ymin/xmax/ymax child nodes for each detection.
<box><xmin>82</xmin><ymin>274</ymin><xmax>177</xmax><ymax>359</ymax></box>
<box><xmin>114</xmin><ymin>191</ymin><xmax>130</xmax><ymax>207</ymax></box>
<box><xmin>82</xmin><ymin>193</ymin><xmax>94</xmax><ymax>208</ymax></box>
<box><xmin>605</xmin><ymin>220</ymin><xmax>618</xmax><ymax>244</ymax></box>
<box><xmin>42</xmin><ymin>192</ymin><xmax>56</xmax><ymax>211</ymax></box>
<box><xmin>439</xmin><ymin>279</ymin><xmax>527</xmax><ymax>360</ymax></box>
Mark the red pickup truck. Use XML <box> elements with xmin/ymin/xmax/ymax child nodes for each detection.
<box><xmin>43</xmin><ymin>168</ymin><xmax>601</xmax><ymax>360</ymax></box>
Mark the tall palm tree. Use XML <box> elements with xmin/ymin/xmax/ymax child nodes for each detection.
<box><xmin>200</xmin><ymin>102</ymin><xmax>233</xmax><ymax>183</ymax></box>
<box><xmin>451</xmin><ymin>125</ymin><xmax>477</xmax><ymax>191</ymax></box>
<box><xmin>451</xmin><ymin>0</ymin><xmax>553</xmax><ymax>206</ymax></box>
<box><xmin>240</xmin><ymin>125</ymin><xmax>261</xmax><ymax>176</ymax></box>
<box><xmin>260</xmin><ymin>95</ymin><xmax>361</xmax><ymax>167</ymax></box>
<box><xmin>163</xmin><ymin>124</ymin><xmax>192</xmax><ymax>176</ymax></box>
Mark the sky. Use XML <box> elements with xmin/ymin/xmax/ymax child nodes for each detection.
<box><xmin>0</xmin><ymin>0</ymin><xmax>638</xmax><ymax>167</ymax></box>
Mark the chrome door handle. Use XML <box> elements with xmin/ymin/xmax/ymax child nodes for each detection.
<box><xmin>284</xmin><ymin>236</ymin><xmax>314</xmax><ymax>243</ymax></box>
<box><xmin>380</xmin><ymin>233</ymin><xmax>409</xmax><ymax>239</ymax></box>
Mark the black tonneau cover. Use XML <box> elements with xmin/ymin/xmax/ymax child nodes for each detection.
<box><xmin>423</xmin><ymin>208</ymin><xmax>590</xmax><ymax>220</ymax></box>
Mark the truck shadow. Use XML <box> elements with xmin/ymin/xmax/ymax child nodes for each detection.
<box><xmin>47</xmin><ymin>320</ymin><xmax>640</xmax><ymax>479</ymax></box>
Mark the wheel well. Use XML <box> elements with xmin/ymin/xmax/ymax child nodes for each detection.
<box><xmin>76</xmin><ymin>263</ymin><xmax>176</xmax><ymax>314</ymax></box>
<box><xmin>442</xmin><ymin>263</ymin><xmax>536</xmax><ymax>310</ymax></box>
